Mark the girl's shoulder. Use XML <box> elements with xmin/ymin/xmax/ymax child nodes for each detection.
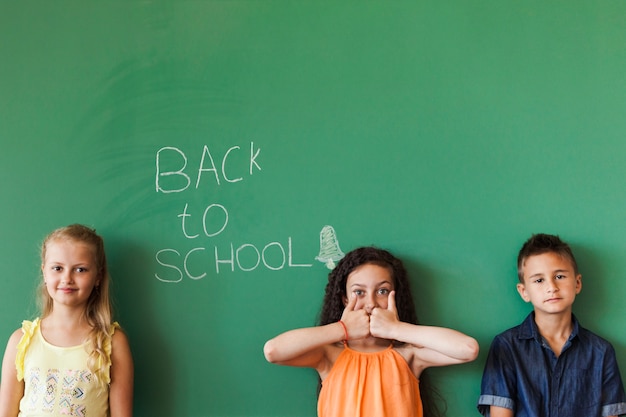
<box><xmin>110</xmin><ymin>321</ymin><xmax>121</xmax><ymax>334</ymax></box>
<box><xmin>110</xmin><ymin>324</ymin><xmax>129</xmax><ymax>346</ymax></box>
<box><xmin>12</xmin><ymin>318</ymin><xmax>42</xmax><ymax>381</ymax></box>
<box><xmin>392</xmin><ymin>343</ymin><xmax>423</xmax><ymax>378</ymax></box>
<box><xmin>108</xmin><ymin>325</ymin><xmax>133</xmax><ymax>383</ymax></box>
<box><xmin>5</xmin><ymin>326</ymin><xmax>28</xmax><ymax>353</ymax></box>
<box><xmin>317</xmin><ymin>343</ymin><xmax>345</xmax><ymax>381</ymax></box>
<box><xmin>19</xmin><ymin>318</ymin><xmax>40</xmax><ymax>337</ymax></box>
<box><xmin>102</xmin><ymin>323</ymin><xmax>128</xmax><ymax>366</ymax></box>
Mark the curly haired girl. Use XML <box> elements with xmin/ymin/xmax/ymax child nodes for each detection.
<box><xmin>264</xmin><ymin>246</ymin><xmax>478</xmax><ymax>417</ymax></box>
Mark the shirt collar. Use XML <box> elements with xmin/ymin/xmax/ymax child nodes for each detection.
<box><xmin>518</xmin><ymin>311</ymin><xmax>580</xmax><ymax>342</ymax></box>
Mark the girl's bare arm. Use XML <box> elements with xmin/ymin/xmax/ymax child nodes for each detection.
<box><xmin>0</xmin><ymin>330</ymin><xmax>25</xmax><ymax>417</ymax></box>
<box><xmin>369</xmin><ymin>291</ymin><xmax>479</xmax><ymax>368</ymax></box>
<box><xmin>109</xmin><ymin>329</ymin><xmax>134</xmax><ymax>417</ymax></box>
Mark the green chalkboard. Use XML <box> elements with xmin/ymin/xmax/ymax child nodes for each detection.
<box><xmin>1</xmin><ymin>2</ymin><xmax>625</xmax><ymax>416</ymax></box>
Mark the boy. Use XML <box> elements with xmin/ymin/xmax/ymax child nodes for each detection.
<box><xmin>477</xmin><ymin>233</ymin><xmax>626</xmax><ymax>417</ymax></box>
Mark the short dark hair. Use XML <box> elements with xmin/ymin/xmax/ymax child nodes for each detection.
<box><xmin>517</xmin><ymin>233</ymin><xmax>578</xmax><ymax>283</ymax></box>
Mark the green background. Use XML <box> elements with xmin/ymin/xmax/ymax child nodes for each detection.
<box><xmin>1</xmin><ymin>2</ymin><xmax>625</xmax><ymax>416</ymax></box>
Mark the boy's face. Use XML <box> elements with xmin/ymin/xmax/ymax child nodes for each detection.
<box><xmin>516</xmin><ymin>251</ymin><xmax>582</xmax><ymax>316</ymax></box>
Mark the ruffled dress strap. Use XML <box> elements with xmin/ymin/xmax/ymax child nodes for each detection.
<box><xmin>15</xmin><ymin>318</ymin><xmax>40</xmax><ymax>381</ymax></box>
<box><xmin>99</xmin><ymin>322</ymin><xmax>120</xmax><ymax>384</ymax></box>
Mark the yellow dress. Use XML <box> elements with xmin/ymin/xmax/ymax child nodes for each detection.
<box><xmin>15</xmin><ymin>318</ymin><xmax>117</xmax><ymax>417</ymax></box>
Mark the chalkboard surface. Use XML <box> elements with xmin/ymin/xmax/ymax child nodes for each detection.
<box><xmin>1</xmin><ymin>2</ymin><xmax>625</xmax><ymax>416</ymax></box>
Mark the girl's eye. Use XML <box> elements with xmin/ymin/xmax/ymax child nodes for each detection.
<box><xmin>76</xmin><ymin>267</ymin><xmax>87</xmax><ymax>273</ymax></box>
<box><xmin>52</xmin><ymin>266</ymin><xmax>62</xmax><ymax>272</ymax></box>
<box><xmin>377</xmin><ymin>288</ymin><xmax>390</xmax><ymax>296</ymax></box>
<box><xmin>353</xmin><ymin>290</ymin><xmax>364</xmax><ymax>297</ymax></box>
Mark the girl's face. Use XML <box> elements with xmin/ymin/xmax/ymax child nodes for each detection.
<box><xmin>343</xmin><ymin>263</ymin><xmax>394</xmax><ymax>314</ymax></box>
<box><xmin>42</xmin><ymin>239</ymin><xmax>100</xmax><ymax>310</ymax></box>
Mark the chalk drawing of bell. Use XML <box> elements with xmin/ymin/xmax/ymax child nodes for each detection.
<box><xmin>316</xmin><ymin>225</ymin><xmax>345</xmax><ymax>269</ymax></box>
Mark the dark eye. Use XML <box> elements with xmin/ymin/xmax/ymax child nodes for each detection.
<box><xmin>52</xmin><ymin>266</ymin><xmax>62</xmax><ymax>272</ymax></box>
<box><xmin>534</xmin><ymin>278</ymin><xmax>544</xmax><ymax>284</ymax></box>
<box><xmin>76</xmin><ymin>267</ymin><xmax>88</xmax><ymax>273</ymax></box>
<box><xmin>556</xmin><ymin>274</ymin><xmax>565</xmax><ymax>280</ymax></box>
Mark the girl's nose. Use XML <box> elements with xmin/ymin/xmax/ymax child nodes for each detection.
<box><xmin>61</xmin><ymin>271</ymin><xmax>74</xmax><ymax>284</ymax></box>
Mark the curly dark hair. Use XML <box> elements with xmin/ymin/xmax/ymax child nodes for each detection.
<box><xmin>319</xmin><ymin>246</ymin><xmax>417</xmax><ymax>326</ymax></box>
<box><xmin>316</xmin><ymin>246</ymin><xmax>445</xmax><ymax>417</ymax></box>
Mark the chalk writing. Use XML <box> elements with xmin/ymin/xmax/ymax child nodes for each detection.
<box><xmin>153</xmin><ymin>143</ymin><xmax>343</xmax><ymax>282</ymax></box>
<box><xmin>154</xmin><ymin>238</ymin><xmax>312</xmax><ymax>282</ymax></box>
<box><xmin>177</xmin><ymin>203</ymin><xmax>229</xmax><ymax>239</ymax></box>
<box><xmin>155</xmin><ymin>142</ymin><xmax>261</xmax><ymax>193</ymax></box>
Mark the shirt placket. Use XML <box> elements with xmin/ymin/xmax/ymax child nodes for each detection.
<box><xmin>543</xmin><ymin>337</ymin><xmax>572</xmax><ymax>417</ymax></box>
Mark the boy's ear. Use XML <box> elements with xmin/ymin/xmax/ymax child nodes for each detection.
<box><xmin>575</xmin><ymin>274</ymin><xmax>582</xmax><ymax>294</ymax></box>
<box><xmin>516</xmin><ymin>282</ymin><xmax>530</xmax><ymax>302</ymax></box>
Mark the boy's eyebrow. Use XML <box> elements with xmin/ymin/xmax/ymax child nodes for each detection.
<box><xmin>528</xmin><ymin>269</ymin><xmax>571</xmax><ymax>279</ymax></box>
<box><xmin>552</xmin><ymin>269</ymin><xmax>571</xmax><ymax>274</ymax></box>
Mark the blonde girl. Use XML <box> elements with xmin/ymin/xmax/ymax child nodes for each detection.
<box><xmin>0</xmin><ymin>224</ymin><xmax>133</xmax><ymax>417</ymax></box>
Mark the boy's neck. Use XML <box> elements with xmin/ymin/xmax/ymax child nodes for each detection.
<box><xmin>533</xmin><ymin>310</ymin><xmax>574</xmax><ymax>356</ymax></box>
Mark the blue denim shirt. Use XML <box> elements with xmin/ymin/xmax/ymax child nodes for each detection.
<box><xmin>478</xmin><ymin>313</ymin><xmax>626</xmax><ymax>417</ymax></box>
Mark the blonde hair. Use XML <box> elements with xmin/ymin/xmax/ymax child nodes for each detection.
<box><xmin>39</xmin><ymin>224</ymin><xmax>114</xmax><ymax>384</ymax></box>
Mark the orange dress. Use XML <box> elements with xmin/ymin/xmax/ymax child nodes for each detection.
<box><xmin>318</xmin><ymin>344</ymin><xmax>423</xmax><ymax>417</ymax></box>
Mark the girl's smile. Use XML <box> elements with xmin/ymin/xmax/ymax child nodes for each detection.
<box><xmin>42</xmin><ymin>239</ymin><xmax>99</xmax><ymax>308</ymax></box>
